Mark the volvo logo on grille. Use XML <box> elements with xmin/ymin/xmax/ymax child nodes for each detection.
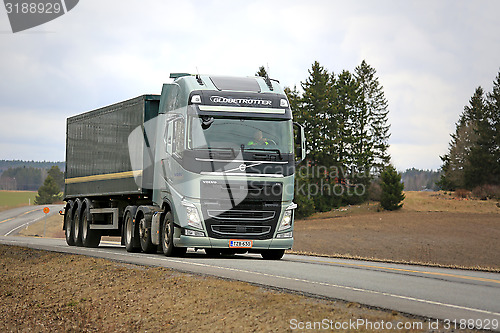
<box><xmin>238</xmin><ymin>163</ymin><xmax>247</xmax><ymax>172</ymax></box>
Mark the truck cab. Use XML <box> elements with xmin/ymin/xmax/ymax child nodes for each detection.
<box><xmin>140</xmin><ymin>74</ymin><xmax>304</xmax><ymax>259</ymax></box>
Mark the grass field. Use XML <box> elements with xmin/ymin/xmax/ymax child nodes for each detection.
<box><xmin>0</xmin><ymin>245</ymin><xmax>436</xmax><ymax>333</ymax></box>
<box><xmin>0</xmin><ymin>190</ymin><xmax>37</xmax><ymax>212</ymax></box>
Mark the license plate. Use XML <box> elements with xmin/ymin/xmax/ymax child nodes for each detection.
<box><xmin>229</xmin><ymin>240</ymin><xmax>253</xmax><ymax>248</ymax></box>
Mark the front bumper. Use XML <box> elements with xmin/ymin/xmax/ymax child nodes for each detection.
<box><xmin>174</xmin><ymin>234</ymin><xmax>293</xmax><ymax>250</ymax></box>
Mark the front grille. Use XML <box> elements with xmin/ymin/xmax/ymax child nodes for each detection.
<box><xmin>207</xmin><ymin>210</ymin><xmax>275</xmax><ymax>221</ymax></box>
<box><xmin>211</xmin><ymin>225</ymin><xmax>271</xmax><ymax>236</ymax></box>
<box><xmin>201</xmin><ymin>200</ymin><xmax>280</xmax><ymax>240</ymax></box>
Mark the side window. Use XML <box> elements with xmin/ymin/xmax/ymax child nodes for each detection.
<box><xmin>173</xmin><ymin>118</ymin><xmax>185</xmax><ymax>158</ymax></box>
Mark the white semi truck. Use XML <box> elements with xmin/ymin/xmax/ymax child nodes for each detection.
<box><xmin>62</xmin><ymin>73</ymin><xmax>305</xmax><ymax>260</ymax></box>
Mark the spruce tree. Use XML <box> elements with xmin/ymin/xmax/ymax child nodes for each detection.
<box><xmin>34</xmin><ymin>175</ymin><xmax>62</xmax><ymax>205</ymax></box>
<box><xmin>47</xmin><ymin>165</ymin><xmax>64</xmax><ymax>191</ymax></box>
<box><xmin>297</xmin><ymin>61</ymin><xmax>342</xmax><ymax>211</ymax></box>
<box><xmin>298</xmin><ymin>61</ymin><xmax>336</xmax><ymax>165</ymax></box>
<box><xmin>440</xmin><ymin>86</ymin><xmax>493</xmax><ymax>189</ymax></box>
<box><xmin>380</xmin><ymin>165</ymin><xmax>405</xmax><ymax>211</ymax></box>
<box><xmin>354</xmin><ymin>60</ymin><xmax>391</xmax><ymax>174</ymax></box>
<box><xmin>485</xmin><ymin>69</ymin><xmax>500</xmax><ymax>184</ymax></box>
<box><xmin>255</xmin><ymin>66</ymin><xmax>268</xmax><ymax>78</ymax></box>
<box><xmin>465</xmin><ymin>86</ymin><xmax>498</xmax><ymax>188</ymax></box>
<box><xmin>284</xmin><ymin>85</ymin><xmax>316</xmax><ymax>217</ymax></box>
<box><xmin>333</xmin><ymin>70</ymin><xmax>358</xmax><ymax>175</ymax></box>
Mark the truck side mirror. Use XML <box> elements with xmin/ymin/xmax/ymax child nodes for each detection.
<box><xmin>293</xmin><ymin>122</ymin><xmax>306</xmax><ymax>165</ymax></box>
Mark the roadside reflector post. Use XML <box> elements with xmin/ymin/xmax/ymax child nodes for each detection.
<box><xmin>43</xmin><ymin>207</ymin><xmax>50</xmax><ymax>237</ymax></box>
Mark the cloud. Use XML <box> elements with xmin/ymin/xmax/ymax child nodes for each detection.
<box><xmin>389</xmin><ymin>143</ymin><xmax>447</xmax><ymax>171</ymax></box>
<box><xmin>0</xmin><ymin>107</ymin><xmax>66</xmax><ymax>160</ymax></box>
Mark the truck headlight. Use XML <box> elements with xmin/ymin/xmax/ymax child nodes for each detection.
<box><xmin>278</xmin><ymin>209</ymin><xmax>293</xmax><ymax>231</ymax></box>
<box><xmin>278</xmin><ymin>203</ymin><xmax>297</xmax><ymax>232</ymax></box>
<box><xmin>182</xmin><ymin>200</ymin><xmax>203</xmax><ymax>230</ymax></box>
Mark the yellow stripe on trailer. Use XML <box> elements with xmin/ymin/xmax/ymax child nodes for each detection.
<box><xmin>65</xmin><ymin>170</ymin><xmax>143</xmax><ymax>184</ymax></box>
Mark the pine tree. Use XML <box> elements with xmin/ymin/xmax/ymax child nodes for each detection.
<box><xmin>296</xmin><ymin>62</ymin><xmax>343</xmax><ymax>211</ymax></box>
<box><xmin>485</xmin><ymin>69</ymin><xmax>500</xmax><ymax>184</ymax></box>
<box><xmin>255</xmin><ymin>66</ymin><xmax>268</xmax><ymax>78</ymax></box>
<box><xmin>333</xmin><ymin>70</ymin><xmax>358</xmax><ymax>175</ymax></box>
<box><xmin>298</xmin><ymin>61</ymin><xmax>336</xmax><ymax>165</ymax></box>
<box><xmin>34</xmin><ymin>175</ymin><xmax>62</xmax><ymax>205</ymax></box>
<box><xmin>284</xmin><ymin>85</ymin><xmax>316</xmax><ymax>217</ymax></box>
<box><xmin>439</xmin><ymin>86</ymin><xmax>498</xmax><ymax>190</ymax></box>
<box><xmin>284</xmin><ymin>86</ymin><xmax>302</xmax><ymax>115</ymax></box>
<box><xmin>464</xmin><ymin>86</ymin><xmax>498</xmax><ymax>188</ymax></box>
<box><xmin>380</xmin><ymin>165</ymin><xmax>405</xmax><ymax>211</ymax></box>
<box><xmin>47</xmin><ymin>165</ymin><xmax>64</xmax><ymax>191</ymax></box>
<box><xmin>354</xmin><ymin>60</ymin><xmax>391</xmax><ymax>174</ymax></box>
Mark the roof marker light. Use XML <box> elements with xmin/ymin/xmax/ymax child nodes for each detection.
<box><xmin>191</xmin><ymin>95</ymin><xmax>202</xmax><ymax>104</ymax></box>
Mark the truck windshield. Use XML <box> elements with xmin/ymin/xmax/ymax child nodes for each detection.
<box><xmin>188</xmin><ymin>116</ymin><xmax>293</xmax><ymax>154</ymax></box>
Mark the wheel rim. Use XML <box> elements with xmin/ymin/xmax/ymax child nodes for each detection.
<box><xmin>139</xmin><ymin>218</ymin><xmax>147</xmax><ymax>242</ymax></box>
<box><xmin>163</xmin><ymin>222</ymin><xmax>171</xmax><ymax>248</ymax></box>
<box><xmin>82</xmin><ymin>215</ymin><xmax>88</xmax><ymax>240</ymax></box>
<box><xmin>65</xmin><ymin>213</ymin><xmax>71</xmax><ymax>238</ymax></box>
<box><xmin>73</xmin><ymin>212</ymin><xmax>79</xmax><ymax>241</ymax></box>
<box><xmin>126</xmin><ymin>215</ymin><xmax>133</xmax><ymax>245</ymax></box>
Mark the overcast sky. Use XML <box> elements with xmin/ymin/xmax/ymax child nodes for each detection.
<box><xmin>1</xmin><ymin>0</ymin><xmax>499</xmax><ymax>171</ymax></box>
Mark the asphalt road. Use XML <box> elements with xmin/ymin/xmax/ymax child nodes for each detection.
<box><xmin>1</xmin><ymin>206</ymin><xmax>499</xmax><ymax>331</ymax></box>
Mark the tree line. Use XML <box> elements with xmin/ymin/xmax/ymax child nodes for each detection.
<box><xmin>439</xmin><ymin>69</ymin><xmax>500</xmax><ymax>198</ymax></box>
<box><xmin>0</xmin><ymin>160</ymin><xmax>64</xmax><ymax>173</ymax></box>
<box><xmin>0</xmin><ymin>163</ymin><xmax>64</xmax><ymax>192</ymax></box>
<box><xmin>401</xmin><ymin>168</ymin><xmax>441</xmax><ymax>191</ymax></box>
<box><xmin>258</xmin><ymin>61</ymin><xmax>401</xmax><ymax>217</ymax></box>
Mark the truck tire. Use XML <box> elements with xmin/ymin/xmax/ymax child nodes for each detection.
<box><xmin>72</xmin><ymin>201</ymin><xmax>83</xmax><ymax>246</ymax></box>
<box><xmin>64</xmin><ymin>201</ymin><xmax>75</xmax><ymax>246</ymax></box>
<box><xmin>161</xmin><ymin>212</ymin><xmax>186</xmax><ymax>257</ymax></box>
<box><xmin>124</xmin><ymin>212</ymin><xmax>141</xmax><ymax>252</ymax></box>
<box><xmin>81</xmin><ymin>203</ymin><xmax>101</xmax><ymax>248</ymax></box>
<box><xmin>261</xmin><ymin>249</ymin><xmax>285</xmax><ymax>260</ymax></box>
<box><xmin>138</xmin><ymin>215</ymin><xmax>156</xmax><ymax>253</ymax></box>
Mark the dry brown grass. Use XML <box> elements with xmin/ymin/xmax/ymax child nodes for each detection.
<box><xmin>293</xmin><ymin>191</ymin><xmax>500</xmax><ymax>271</ymax></box>
<box><xmin>402</xmin><ymin>191</ymin><xmax>500</xmax><ymax>213</ymax></box>
<box><xmin>0</xmin><ymin>245</ymin><xmax>434</xmax><ymax>333</ymax></box>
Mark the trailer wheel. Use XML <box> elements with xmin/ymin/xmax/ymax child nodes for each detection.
<box><xmin>139</xmin><ymin>215</ymin><xmax>156</xmax><ymax>253</ymax></box>
<box><xmin>161</xmin><ymin>212</ymin><xmax>186</xmax><ymax>257</ymax></box>
<box><xmin>124</xmin><ymin>212</ymin><xmax>140</xmax><ymax>252</ymax></box>
<box><xmin>72</xmin><ymin>204</ymin><xmax>83</xmax><ymax>246</ymax></box>
<box><xmin>64</xmin><ymin>202</ymin><xmax>75</xmax><ymax>246</ymax></box>
<box><xmin>81</xmin><ymin>206</ymin><xmax>101</xmax><ymax>248</ymax></box>
<box><xmin>261</xmin><ymin>249</ymin><xmax>285</xmax><ymax>260</ymax></box>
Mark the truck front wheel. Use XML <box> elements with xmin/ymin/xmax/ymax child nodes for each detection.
<box><xmin>161</xmin><ymin>212</ymin><xmax>186</xmax><ymax>257</ymax></box>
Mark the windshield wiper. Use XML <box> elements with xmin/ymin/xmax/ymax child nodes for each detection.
<box><xmin>241</xmin><ymin>145</ymin><xmax>283</xmax><ymax>160</ymax></box>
